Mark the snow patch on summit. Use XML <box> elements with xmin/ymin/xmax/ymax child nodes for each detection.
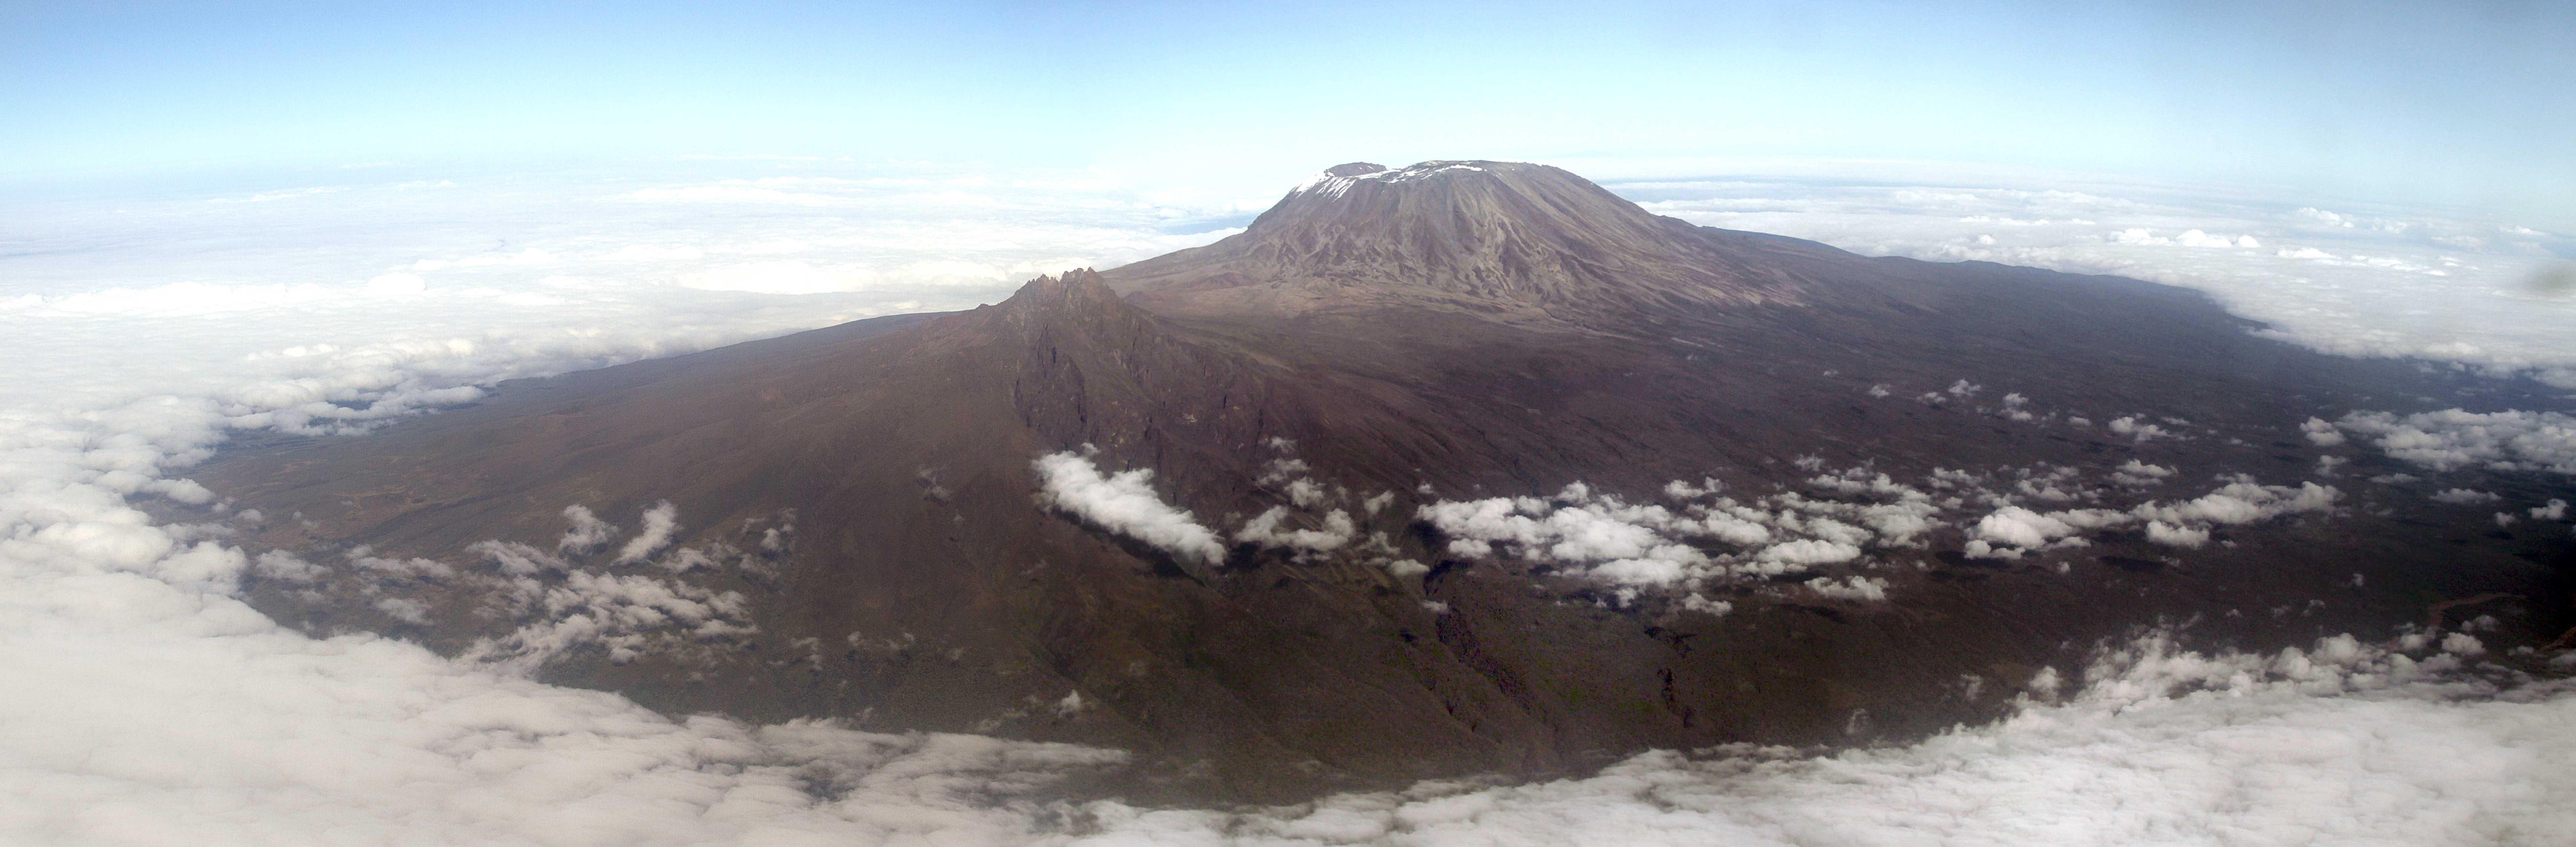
<box><xmin>1293</xmin><ymin>161</ymin><xmax>1506</xmax><ymax>199</ymax></box>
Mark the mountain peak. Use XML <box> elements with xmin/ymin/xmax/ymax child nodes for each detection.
<box><xmin>972</xmin><ymin>268</ymin><xmax>1147</xmax><ymax>331</ymax></box>
<box><xmin>949</xmin><ymin>267</ymin><xmax>1180</xmax><ymax>354</ymax></box>
<box><xmin>1286</xmin><ymin>160</ymin><xmax>1521</xmax><ymax>199</ymax></box>
<box><xmin>1104</xmin><ymin>160</ymin><xmax>1812</xmax><ymax>319</ymax></box>
<box><xmin>1004</xmin><ymin>267</ymin><xmax>1117</xmax><ymax>304</ymax></box>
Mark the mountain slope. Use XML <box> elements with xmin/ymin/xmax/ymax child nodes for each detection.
<box><xmin>190</xmin><ymin>161</ymin><xmax>2576</xmax><ymax>803</ymax></box>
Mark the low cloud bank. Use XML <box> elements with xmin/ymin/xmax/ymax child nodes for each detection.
<box><xmin>1622</xmin><ymin>175</ymin><xmax>2576</xmax><ymax>385</ymax></box>
<box><xmin>1076</xmin><ymin>632</ymin><xmax>2574</xmax><ymax>846</ymax></box>
<box><xmin>0</xmin><ymin>374</ymin><xmax>1120</xmax><ymax>847</ymax></box>
<box><xmin>0</xmin><ymin>163</ymin><xmax>1191</xmax><ymax>845</ymax></box>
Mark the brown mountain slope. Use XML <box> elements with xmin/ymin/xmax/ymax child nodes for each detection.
<box><xmin>192</xmin><ymin>161</ymin><xmax>2574</xmax><ymax>803</ymax></box>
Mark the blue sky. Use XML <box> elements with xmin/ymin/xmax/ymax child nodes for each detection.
<box><xmin>5</xmin><ymin>1</ymin><xmax>2571</xmax><ymax>226</ymax></box>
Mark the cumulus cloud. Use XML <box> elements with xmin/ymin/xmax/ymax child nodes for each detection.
<box><xmin>372</xmin><ymin>596</ymin><xmax>432</xmax><ymax>624</ymax></box>
<box><xmin>1963</xmin><ymin>502</ymin><xmax>2128</xmax><ymax>559</ymax></box>
<box><xmin>1753</xmin><ymin>538</ymin><xmax>1863</xmax><ymax>568</ymax></box>
<box><xmin>613</xmin><ymin>500</ymin><xmax>680</xmax><ymax>564</ymax></box>
<box><xmin>2111</xmin><ymin>459</ymin><xmax>2174</xmax><ymax>486</ymax></box>
<box><xmin>1032</xmin><ymin>450</ymin><xmax>1226</xmax><ymax>565</ymax></box>
<box><xmin>347</xmin><ymin>545</ymin><xmax>456</xmax><ymax>580</ymax></box>
<box><xmin>1427</xmin><ymin>462</ymin><xmax>2344</xmax><ymax>586</ymax></box>
<box><xmin>1992</xmin><ymin>391</ymin><xmax>2036</xmax><ymax>421</ymax></box>
<box><xmin>2301</xmin><ymin>416</ymin><xmax>2347</xmax><ymax>446</ymax></box>
<box><xmin>1419</xmin><ymin>485</ymin><xmax>1745</xmax><ymax>585</ymax></box>
<box><xmin>1971</xmin><ymin>505</ymin><xmax>2079</xmax><ymax>549</ymax></box>
<box><xmin>2337</xmin><ymin>409</ymin><xmax>2576</xmax><ymax>474</ymax></box>
<box><xmin>252</xmin><ymin>549</ymin><xmax>324</xmax><ymax>582</ymax></box>
<box><xmin>2105</xmin><ymin>415</ymin><xmax>2173</xmax><ymax>442</ymax></box>
<box><xmin>2133</xmin><ymin>478</ymin><xmax>2340</xmax><ymax>526</ymax></box>
<box><xmin>2145</xmin><ymin>520</ymin><xmax>2212</xmax><ymax>548</ymax></box>
<box><xmin>559</xmin><ymin>504</ymin><xmax>617</xmax><ymax>553</ymax></box>
<box><xmin>1947</xmin><ymin>476</ymin><xmax>2334</xmax><ymax>558</ymax></box>
<box><xmin>1418</xmin><ymin>472</ymin><xmax>1954</xmax><ymax>594</ymax></box>
<box><xmin>1234</xmin><ymin>506</ymin><xmax>1356</xmax><ymax>553</ymax></box>
<box><xmin>1804</xmin><ymin>575</ymin><xmax>1889</xmax><ymax>601</ymax></box>
<box><xmin>468</xmin><ymin>569</ymin><xmax>755</xmax><ymax>668</ymax></box>
<box><xmin>2297</xmin><ymin>207</ymin><xmax>2357</xmax><ymax>227</ymax></box>
<box><xmin>472</xmin><ymin>539</ymin><xmax>569</xmax><ymax>576</ymax></box>
<box><xmin>1423</xmin><ymin>494</ymin><xmax>1681</xmax><ymax>566</ymax></box>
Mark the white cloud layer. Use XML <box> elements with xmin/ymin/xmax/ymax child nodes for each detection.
<box><xmin>1622</xmin><ymin>176</ymin><xmax>2576</xmax><ymax>385</ymax></box>
<box><xmin>0</xmin><ymin>162</ymin><xmax>1218</xmax><ymax>845</ymax></box>
<box><xmin>1073</xmin><ymin>632</ymin><xmax>2575</xmax><ymax>846</ymax></box>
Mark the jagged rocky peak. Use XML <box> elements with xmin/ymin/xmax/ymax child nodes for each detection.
<box><xmin>1001</xmin><ymin>267</ymin><xmax>1118</xmax><ymax>305</ymax></box>
<box><xmin>957</xmin><ymin>266</ymin><xmax>1181</xmax><ymax>354</ymax></box>
<box><xmin>982</xmin><ymin>267</ymin><xmax>1164</xmax><ymax>328</ymax></box>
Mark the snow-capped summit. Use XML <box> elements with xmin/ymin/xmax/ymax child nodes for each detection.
<box><xmin>1108</xmin><ymin>159</ymin><xmax>1815</xmax><ymax>319</ymax></box>
<box><xmin>1290</xmin><ymin>161</ymin><xmax>1500</xmax><ymax>198</ymax></box>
